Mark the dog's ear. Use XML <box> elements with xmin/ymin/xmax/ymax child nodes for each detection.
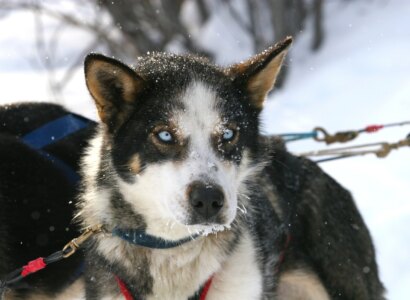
<box><xmin>227</xmin><ymin>37</ymin><xmax>292</xmax><ymax>111</ymax></box>
<box><xmin>84</xmin><ymin>53</ymin><xmax>144</xmax><ymax>129</ymax></box>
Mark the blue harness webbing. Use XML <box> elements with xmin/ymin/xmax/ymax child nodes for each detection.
<box><xmin>22</xmin><ymin>114</ymin><xmax>90</xmax><ymax>149</ymax></box>
<box><xmin>21</xmin><ymin>114</ymin><xmax>92</xmax><ymax>184</ymax></box>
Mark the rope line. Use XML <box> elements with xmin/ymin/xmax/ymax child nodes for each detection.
<box><xmin>279</xmin><ymin>120</ymin><xmax>410</xmax><ymax>144</ymax></box>
<box><xmin>279</xmin><ymin>131</ymin><xmax>318</xmax><ymax>142</ymax></box>
<box><xmin>0</xmin><ymin>225</ymin><xmax>103</xmax><ymax>298</ymax></box>
<box><xmin>299</xmin><ymin>133</ymin><xmax>410</xmax><ymax>163</ymax></box>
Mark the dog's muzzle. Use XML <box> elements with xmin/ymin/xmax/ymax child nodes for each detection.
<box><xmin>188</xmin><ymin>181</ymin><xmax>225</xmax><ymax>223</ymax></box>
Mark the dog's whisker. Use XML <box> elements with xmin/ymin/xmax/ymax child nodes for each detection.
<box><xmin>238</xmin><ymin>192</ymin><xmax>251</xmax><ymax>200</ymax></box>
<box><xmin>187</xmin><ymin>226</ymin><xmax>193</xmax><ymax>236</ymax></box>
<box><xmin>236</xmin><ymin>203</ymin><xmax>248</xmax><ymax>215</ymax></box>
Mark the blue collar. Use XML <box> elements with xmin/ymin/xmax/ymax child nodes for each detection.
<box><xmin>112</xmin><ymin>228</ymin><xmax>200</xmax><ymax>249</ymax></box>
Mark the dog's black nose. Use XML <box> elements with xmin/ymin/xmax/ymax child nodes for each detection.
<box><xmin>188</xmin><ymin>181</ymin><xmax>224</xmax><ymax>221</ymax></box>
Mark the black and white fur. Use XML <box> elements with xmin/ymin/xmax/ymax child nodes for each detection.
<box><xmin>0</xmin><ymin>37</ymin><xmax>385</xmax><ymax>299</ymax></box>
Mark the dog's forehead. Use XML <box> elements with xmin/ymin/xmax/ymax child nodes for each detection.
<box><xmin>135</xmin><ymin>53</ymin><xmax>246</xmax><ymax>127</ymax></box>
<box><xmin>135</xmin><ymin>52</ymin><xmax>231</xmax><ymax>93</ymax></box>
<box><xmin>136</xmin><ymin>52</ymin><xmax>223</xmax><ymax>77</ymax></box>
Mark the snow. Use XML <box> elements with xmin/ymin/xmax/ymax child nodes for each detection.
<box><xmin>0</xmin><ymin>0</ymin><xmax>409</xmax><ymax>298</ymax></box>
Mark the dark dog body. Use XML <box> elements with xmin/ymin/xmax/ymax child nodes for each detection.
<box><xmin>0</xmin><ymin>103</ymin><xmax>95</xmax><ymax>299</ymax></box>
<box><xmin>0</xmin><ymin>38</ymin><xmax>385</xmax><ymax>299</ymax></box>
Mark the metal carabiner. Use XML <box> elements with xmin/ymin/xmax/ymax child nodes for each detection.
<box><xmin>62</xmin><ymin>224</ymin><xmax>103</xmax><ymax>258</ymax></box>
<box><xmin>314</xmin><ymin>127</ymin><xmax>359</xmax><ymax>145</ymax></box>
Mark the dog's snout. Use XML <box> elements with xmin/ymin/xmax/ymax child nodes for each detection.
<box><xmin>188</xmin><ymin>181</ymin><xmax>224</xmax><ymax>221</ymax></box>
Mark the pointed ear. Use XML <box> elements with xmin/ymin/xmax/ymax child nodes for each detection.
<box><xmin>227</xmin><ymin>36</ymin><xmax>292</xmax><ymax>110</ymax></box>
<box><xmin>84</xmin><ymin>53</ymin><xmax>144</xmax><ymax>130</ymax></box>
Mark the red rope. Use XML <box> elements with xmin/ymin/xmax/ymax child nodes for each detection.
<box><xmin>21</xmin><ymin>258</ymin><xmax>46</xmax><ymax>277</ymax></box>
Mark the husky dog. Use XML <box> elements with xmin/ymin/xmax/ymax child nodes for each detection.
<box><xmin>75</xmin><ymin>36</ymin><xmax>385</xmax><ymax>299</ymax></box>
<box><xmin>0</xmin><ymin>37</ymin><xmax>385</xmax><ymax>299</ymax></box>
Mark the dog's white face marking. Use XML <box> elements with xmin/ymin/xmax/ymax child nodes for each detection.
<box><xmin>175</xmin><ymin>81</ymin><xmax>237</xmax><ymax>222</ymax></box>
<box><xmin>117</xmin><ymin>81</ymin><xmax>253</xmax><ymax>240</ymax></box>
<box><xmin>177</xmin><ymin>81</ymin><xmax>220</xmax><ymax>141</ymax></box>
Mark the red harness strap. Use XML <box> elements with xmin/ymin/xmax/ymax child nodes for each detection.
<box><xmin>275</xmin><ymin>233</ymin><xmax>292</xmax><ymax>273</ymax></box>
<box><xmin>199</xmin><ymin>277</ymin><xmax>213</xmax><ymax>300</ymax></box>
<box><xmin>115</xmin><ymin>276</ymin><xmax>213</xmax><ymax>300</ymax></box>
<box><xmin>115</xmin><ymin>276</ymin><xmax>134</xmax><ymax>300</ymax></box>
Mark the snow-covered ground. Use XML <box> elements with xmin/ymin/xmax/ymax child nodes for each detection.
<box><xmin>0</xmin><ymin>0</ymin><xmax>409</xmax><ymax>298</ymax></box>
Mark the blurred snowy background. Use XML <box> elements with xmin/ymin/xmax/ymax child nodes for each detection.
<box><xmin>0</xmin><ymin>0</ymin><xmax>408</xmax><ymax>298</ymax></box>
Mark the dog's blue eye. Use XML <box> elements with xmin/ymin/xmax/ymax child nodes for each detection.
<box><xmin>222</xmin><ymin>129</ymin><xmax>235</xmax><ymax>141</ymax></box>
<box><xmin>157</xmin><ymin>130</ymin><xmax>173</xmax><ymax>143</ymax></box>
